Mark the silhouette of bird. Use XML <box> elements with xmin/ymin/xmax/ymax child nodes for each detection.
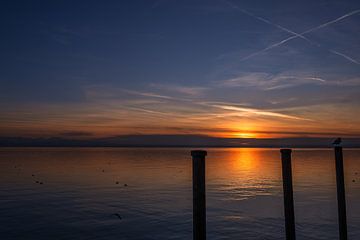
<box><xmin>332</xmin><ymin>138</ymin><xmax>342</xmax><ymax>145</ymax></box>
<box><xmin>113</xmin><ymin>213</ymin><xmax>122</xmax><ymax>220</ymax></box>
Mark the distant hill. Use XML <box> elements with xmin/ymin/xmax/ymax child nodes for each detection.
<box><xmin>1</xmin><ymin>135</ymin><xmax>360</xmax><ymax>148</ymax></box>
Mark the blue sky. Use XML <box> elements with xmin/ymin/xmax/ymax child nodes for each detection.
<box><xmin>0</xmin><ymin>0</ymin><xmax>360</xmax><ymax>138</ymax></box>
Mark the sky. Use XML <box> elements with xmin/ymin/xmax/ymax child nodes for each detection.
<box><xmin>0</xmin><ymin>0</ymin><xmax>360</xmax><ymax>139</ymax></box>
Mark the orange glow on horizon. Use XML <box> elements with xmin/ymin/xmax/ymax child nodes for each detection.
<box><xmin>219</xmin><ymin>122</ymin><xmax>262</xmax><ymax>138</ymax></box>
<box><xmin>1</xmin><ymin>102</ymin><xmax>359</xmax><ymax>139</ymax></box>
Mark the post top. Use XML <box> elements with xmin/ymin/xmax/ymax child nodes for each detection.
<box><xmin>191</xmin><ymin>150</ymin><xmax>207</xmax><ymax>157</ymax></box>
<box><xmin>280</xmin><ymin>148</ymin><xmax>292</xmax><ymax>153</ymax></box>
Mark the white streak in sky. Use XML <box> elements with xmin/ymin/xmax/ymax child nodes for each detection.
<box><xmin>123</xmin><ymin>89</ymin><xmax>174</xmax><ymax>100</ymax></box>
<box><xmin>223</xmin><ymin>0</ymin><xmax>314</xmax><ymax>44</ymax></box>
<box><xmin>242</xmin><ymin>9</ymin><xmax>360</xmax><ymax>64</ymax></box>
<box><xmin>241</xmin><ymin>35</ymin><xmax>298</xmax><ymax>60</ymax></box>
<box><xmin>224</xmin><ymin>0</ymin><xmax>360</xmax><ymax>65</ymax></box>
<box><xmin>302</xmin><ymin>9</ymin><xmax>360</xmax><ymax>34</ymax></box>
<box><xmin>330</xmin><ymin>50</ymin><xmax>360</xmax><ymax>65</ymax></box>
<box><xmin>211</xmin><ymin>104</ymin><xmax>308</xmax><ymax>120</ymax></box>
<box><xmin>277</xmin><ymin>76</ymin><xmax>327</xmax><ymax>82</ymax></box>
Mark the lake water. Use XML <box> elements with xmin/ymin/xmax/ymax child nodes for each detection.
<box><xmin>0</xmin><ymin>148</ymin><xmax>359</xmax><ymax>240</ymax></box>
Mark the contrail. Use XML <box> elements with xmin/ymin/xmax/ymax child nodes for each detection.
<box><xmin>241</xmin><ymin>35</ymin><xmax>298</xmax><ymax>61</ymax></box>
<box><xmin>302</xmin><ymin>9</ymin><xmax>360</xmax><ymax>34</ymax></box>
<box><xmin>329</xmin><ymin>49</ymin><xmax>360</xmax><ymax>65</ymax></box>
<box><xmin>240</xmin><ymin>9</ymin><xmax>360</xmax><ymax>64</ymax></box>
<box><xmin>224</xmin><ymin>0</ymin><xmax>360</xmax><ymax>65</ymax></box>
<box><xmin>240</xmin><ymin>8</ymin><xmax>360</xmax><ymax>64</ymax></box>
<box><xmin>211</xmin><ymin>104</ymin><xmax>308</xmax><ymax>120</ymax></box>
<box><xmin>223</xmin><ymin>0</ymin><xmax>315</xmax><ymax>45</ymax></box>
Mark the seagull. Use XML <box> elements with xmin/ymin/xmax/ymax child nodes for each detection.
<box><xmin>332</xmin><ymin>137</ymin><xmax>342</xmax><ymax>146</ymax></box>
<box><xmin>113</xmin><ymin>213</ymin><xmax>122</xmax><ymax>220</ymax></box>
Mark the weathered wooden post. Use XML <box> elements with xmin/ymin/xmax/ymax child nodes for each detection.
<box><xmin>191</xmin><ymin>150</ymin><xmax>207</xmax><ymax>240</ymax></box>
<box><xmin>280</xmin><ymin>149</ymin><xmax>296</xmax><ymax>240</ymax></box>
<box><xmin>334</xmin><ymin>146</ymin><xmax>348</xmax><ymax>240</ymax></box>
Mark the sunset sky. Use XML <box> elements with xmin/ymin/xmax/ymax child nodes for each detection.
<box><xmin>1</xmin><ymin>0</ymin><xmax>360</xmax><ymax>139</ymax></box>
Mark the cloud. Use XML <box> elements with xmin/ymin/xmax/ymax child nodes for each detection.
<box><xmin>84</xmin><ymin>85</ymin><xmax>175</xmax><ymax>100</ymax></box>
<box><xmin>215</xmin><ymin>72</ymin><xmax>328</xmax><ymax>90</ymax></box>
<box><xmin>123</xmin><ymin>89</ymin><xmax>175</xmax><ymax>100</ymax></box>
<box><xmin>150</xmin><ymin>83</ymin><xmax>209</xmax><ymax>97</ymax></box>
<box><xmin>59</xmin><ymin>131</ymin><xmax>94</xmax><ymax>137</ymax></box>
<box><xmin>204</xmin><ymin>102</ymin><xmax>308</xmax><ymax>120</ymax></box>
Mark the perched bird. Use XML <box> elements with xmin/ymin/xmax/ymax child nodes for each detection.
<box><xmin>332</xmin><ymin>137</ymin><xmax>342</xmax><ymax>146</ymax></box>
<box><xmin>113</xmin><ymin>213</ymin><xmax>122</xmax><ymax>220</ymax></box>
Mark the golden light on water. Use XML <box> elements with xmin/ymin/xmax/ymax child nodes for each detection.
<box><xmin>229</xmin><ymin>148</ymin><xmax>261</xmax><ymax>172</ymax></box>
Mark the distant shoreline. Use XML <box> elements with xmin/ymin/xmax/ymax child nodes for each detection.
<box><xmin>1</xmin><ymin>146</ymin><xmax>360</xmax><ymax>149</ymax></box>
<box><xmin>1</xmin><ymin>135</ymin><xmax>360</xmax><ymax>148</ymax></box>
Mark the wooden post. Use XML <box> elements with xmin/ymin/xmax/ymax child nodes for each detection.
<box><xmin>280</xmin><ymin>149</ymin><xmax>296</xmax><ymax>240</ymax></box>
<box><xmin>334</xmin><ymin>146</ymin><xmax>348</xmax><ymax>240</ymax></box>
<box><xmin>191</xmin><ymin>150</ymin><xmax>207</xmax><ymax>240</ymax></box>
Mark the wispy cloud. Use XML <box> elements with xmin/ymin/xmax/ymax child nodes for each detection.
<box><xmin>204</xmin><ymin>102</ymin><xmax>308</xmax><ymax>120</ymax></box>
<box><xmin>84</xmin><ymin>85</ymin><xmax>175</xmax><ymax>100</ymax></box>
<box><xmin>150</xmin><ymin>83</ymin><xmax>209</xmax><ymax>97</ymax></box>
<box><xmin>122</xmin><ymin>89</ymin><xmax>174</xmax><ymax>100</ymax></box>
<box><xmin>216</xmin><ymin>72</ymin><xmax>328</xmax><ymax>90</ymax></box>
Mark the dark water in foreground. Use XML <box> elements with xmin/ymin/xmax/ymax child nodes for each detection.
<box><xmin>0</xmin><ymin>148</ymin><xmax>359</xmax><ymax>240</ymax></box>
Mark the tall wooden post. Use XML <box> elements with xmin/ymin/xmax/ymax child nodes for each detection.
<box><xmin>334</xmin><ymin>146</ymin><xmax>348</xmax><ymax>240</ymax></box>
<box><xmin>191</xmin><ymin>150</ymin><xmax>207</xmax><ymax>240</ymax></box>
<box><xmin>280</xmin><ymin>149</ymin><xmax>296</xmax><ymax>240</ymax></box>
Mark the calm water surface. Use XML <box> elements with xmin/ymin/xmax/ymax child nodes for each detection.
<box><xmin>0</xmin><ymin>148</ymin><xmax>359</xmax><ymax>239</ymax></box>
